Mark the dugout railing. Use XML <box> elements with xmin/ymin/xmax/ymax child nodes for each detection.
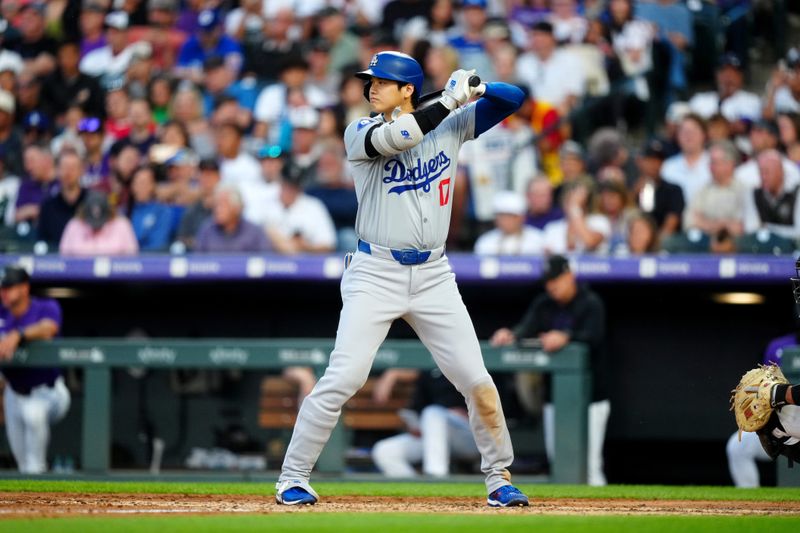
<box><xmin>1</xmin><ymin>339</ymin><xmax>590</xmax><ymax>483</ymax></box>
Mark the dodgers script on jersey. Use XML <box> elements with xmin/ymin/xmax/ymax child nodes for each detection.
<box><xmin>344</xmin><ymin>105</ymin><xmax>476</xmax><ymax>250</ymax></box>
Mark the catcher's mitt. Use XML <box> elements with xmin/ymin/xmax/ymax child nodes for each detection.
<box><xmin>730</xmin><ymin>363</ymin><xmax>789</xmax><ymax>440</ymax></box>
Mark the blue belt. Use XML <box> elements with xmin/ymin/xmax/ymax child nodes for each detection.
<box><xmin>357</xmin><ymin>239</ymin><xmax>433</xmax><ymax>265</ymax></box>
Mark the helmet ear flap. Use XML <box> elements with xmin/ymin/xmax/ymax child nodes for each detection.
<box><xmin>363</xmin><ymin>81</ymin><xmax>371</xmax><ymax>101</ymax></box>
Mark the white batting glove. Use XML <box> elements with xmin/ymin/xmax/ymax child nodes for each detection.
<box><xmin>440</xmin><ymin>69</ymin><xmax>477</xmax><ymax>111</ymax></box>
<box><xmin>470</xmin><ymin>82</ymin><xmax>486</xmax><ymax>98</ymax></box>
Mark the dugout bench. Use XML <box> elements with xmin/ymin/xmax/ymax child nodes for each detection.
<box><xmin>1</xmin><ymin>339</ymin><xmax>590</xmax><ymax>483</ymax></box>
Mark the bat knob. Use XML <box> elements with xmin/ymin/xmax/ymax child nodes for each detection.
<box><xmin>468</xmin><ymin>76</ymin><xmax>481</xmax><ymax>87</ymax></box>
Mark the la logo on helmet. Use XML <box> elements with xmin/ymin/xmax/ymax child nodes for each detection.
<box><xmin>369</xmin><ymin>55</ymin><xmax>378</xmax><ymax>67</ymax></box>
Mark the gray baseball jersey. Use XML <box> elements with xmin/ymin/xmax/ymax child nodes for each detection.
<box><xmin>344</xmin><ymin>105</ymin><xmax>476</xmax><ymax>250</ymax></box>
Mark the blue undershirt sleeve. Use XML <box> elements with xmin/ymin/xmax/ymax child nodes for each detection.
<box><xmin>473</xmin><ymin>82</ymin><xmax>526</xmax><ymax>138</ymax></box>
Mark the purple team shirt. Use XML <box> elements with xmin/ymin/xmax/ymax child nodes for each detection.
<box><xmin>15</xmin><ymin>178</ymin><xmax>59</xmax><ymax>209</ymax></box>
<box><xmin>0</xmin><ymin>297</ymin><xmax>63</xmax><ymax>394</ymax></box>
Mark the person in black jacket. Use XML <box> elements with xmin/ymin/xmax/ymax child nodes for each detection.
<box><xmin>491</xmin><ymin>254</ymin><xmax>610</xmax><ymax>485</ymax></box>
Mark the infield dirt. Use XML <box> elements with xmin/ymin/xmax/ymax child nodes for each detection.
<box><xmin>1</xmin><ymin>492</ymin><xmax>800</xmax><ymax>518</ymax></box>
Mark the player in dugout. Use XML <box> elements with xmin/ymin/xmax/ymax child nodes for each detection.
<box><xmin>0</xmin><ymin>265</ymin><xmax>70</xmax><ymax>474</ymax></box>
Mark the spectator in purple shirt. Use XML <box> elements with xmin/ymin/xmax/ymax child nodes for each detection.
<box><xmin>194</xmin><ymin>183</ymin><xmax>272</xmax><ymax>253</ymax></box>
<box><xmin>79</xmin><ymin>2</ymin><xmax>108</xmax><ymax>58</ymax></box>
<box><xmin>0</xmin><ymin>265</ymin><xmax>70</xmax><ymax>474</ymax></box>
<box><xmin>525</xmin><ymin>175</ymin><xmax>564</xmax><ymax>230</ymax></box>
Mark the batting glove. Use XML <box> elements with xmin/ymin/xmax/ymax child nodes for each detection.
<box><xmin>440</xmin><ymin>69</ymin><xmax>477</xmax><ymax>111</ymax></box>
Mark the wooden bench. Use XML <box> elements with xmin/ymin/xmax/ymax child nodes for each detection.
<box><xmin>258</xmin><ymin>376</ymin><xmax>414</xmax><ymax>431</ymax></box>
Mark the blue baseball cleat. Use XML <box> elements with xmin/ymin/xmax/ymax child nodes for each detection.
<box><xmin>487</xmin><ymin>485</ymin><xmax>529</xmax><ymax>508</ymax></box>
<box><xmin>275</xmin><ymin>480</ymin><xmax>319</xmax><ymax>505</ymax></box>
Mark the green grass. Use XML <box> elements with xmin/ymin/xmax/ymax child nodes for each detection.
<box><xmin>3</xmin><ymin>479</ymin><xmax>800</xmax><ymax>501</ymax></box>
<box><xmin>2</xmin><ymin>514</ymin><xmax>800</xmax><ymax>533</ymax></box>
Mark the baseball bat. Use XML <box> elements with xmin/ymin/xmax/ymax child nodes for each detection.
<box><xmin>418</xmin><ymin>75</ymin><xmax>485</xmax><ymax>108</ymax></box>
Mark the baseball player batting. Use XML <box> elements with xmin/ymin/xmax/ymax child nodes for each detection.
<box><xmin>275</xmin><ymin>51</ymin><xmax>528</xmax><ymax>508</ymax></box>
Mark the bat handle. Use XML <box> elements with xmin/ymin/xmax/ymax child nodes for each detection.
<box><xmin>469</xmin><ymin>75</ymin><xmax>486</xmax><ymax>97</ymax></box>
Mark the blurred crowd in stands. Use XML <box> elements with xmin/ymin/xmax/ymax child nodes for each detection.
<box><xmin>0</xmin><ymin>0</ymin><xmax>797</xmax><ymax>257</ymax></box>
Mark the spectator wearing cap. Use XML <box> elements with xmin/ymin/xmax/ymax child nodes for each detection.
<box><xmin>688</xmin><ymin>54</ymin><xmax>761</xmax><ymax>136</ymax></box>
<box><xmin>14</xmin><ymin>145</ymin><xmax>57</xmax><ymax>227</ymax></box>
<box><xmin>129</xmin><ymin>166</ymin><xmax>173</xmax><ymax>251</ymax></box>
<box><xmin>285</xmin><ymin>106</ymin><xmax>323</xmax><ymax>185</ymax></box>
<box><xmin>264</xmin><ymin>159</ymin><xmax>337</xmax><ymax>254</ymax></box>
<box><xmin>194</xmin><ymin>183</ymin><xmax>272</xmax><ymax>253</ymax></box>
<box><xmin>20</xmin><ymin>111</ymin><xmax>51</xmax><ymax>147</ymax></box>
<box><xmin>742</xmin><ymin>149</ymin><xmax>800</xmax><ymax>243</ymax></box>
<box><xmin>252</xmin><ymin>56</ymin><xmax>331</xmax><ymax>142</ymax></box>
<box><xmin>175</xmin><ymin>0</ymin><xmax>203</xmax><ymax>34</ymax></box>
<box><xmin>764</xmin><ymin>48</ymin><xmax>800</xmax><ymax>120</ymax></box>
<box><xmin>682</xmin><ymin>139</ymin><xmax>747</xmax><ymax>243</ymax></box>
<box><xmin>216</xmin><ymin>121</ymin><xmax>261</xmax><ymax>187</ymax></box>
<box><xmin>79</xmin><ymin>11</ymin><xmax>140</xmax><ymax>79</ymax></box>
<box><xmin>157</xmin><ymin>147</ymin><xmax>200</xmax><ymax>207</ymax></box>
<box><xmin>243</xmin><ymin>8</ymin><xmax>302</xmax><ymax>85</ymax></box>
<box><xmin>37</xmin><ymin>149</ymin><xmax>88</xmax><ymax>249</ymax></box>
<box><xmin>516</xmin><ymin>20</ymin><xmax>585</xmax><ymax>116</ymax></box>
<box><xmin>176</xmin><ymin>158</ymin><xmax>220</xmax><ymax>250</ymax></box>
<box><xmin>126</xmin><ymin>0</ymin><xmax>188</xmax><ymax>72</ymax></box>
<box><xmin>474</xmin><ymin>190</ymin><xmax>545</xmax><ymax>255</ymax></box>
<box><xmin>305</xmin><ymin>141</ymin><xmax>359</xmax><ymax>251</ymax></box>
<box><xmin>59</xmin><ymin>190</ymin><xmax>138</xmax><ymax>255</ymax></box>
<box><xmin>11</xmin><ymin>2</ymin><xmax>58</xmax><ymax>77</ymax></box>
<box><xmin>176</xmin><ymin>9</ymin><xmax>243</xmax><ymax>84</ymax></box>
<box><xmin>660</xmin><ymin>114</ymin><xmax>712</xmax><ymax>205</ymax></box>
<box><xmin>491</xmin><ymin>254</ymin><xmax>610</xmax><ymax>486</ymax></box>
<box><xmin>0</xmin><ymin>89</ymin><xmax>24</xmax><ymax>177</ymax></box>
<box><xmin>0</xmin><ymin>264</ymin><xmax>71</xmax><ymax>474</ymax></box>
<box><xmin>525</xmin><ymin>175</ymin><xmax>564</xmax><ymax>230</ymax></box>
<box><xmin>40</xmin><ymin>40</ymin><xmax>106</xmax><ymax>121</ymax></box>
<box><xmin>543</xmin><ymin>180</ymin><xmax>611</xmax><ymax>254</ymax></box>
<box><xmin>78</xmin><ymin>2</ymin><xmax>108</xmax><ymax>58</ymax></box>
<box><xmin>632</xmin><ymin>138</ymin><xmax>684</xmax><ymax>239</ymax></box>
<box><xmin>236</xmin><ymin>145</ymin><xmax>282</xmax><ymax>227</ymax></box>
<box><xmin>77</xmin><ymin>117</ymin><xmax>109</xmax><ymax>189</ymax></box>
<box><xmin>735</xmin><ymin>119</ymin><xmax>800</xmax><ymax>191</ymax></box>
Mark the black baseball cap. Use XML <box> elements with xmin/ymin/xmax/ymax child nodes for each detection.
<box><xmin>0</xmin><ymin>265</ymin><xmax>31</xmax><ymax>288</ymax></box>
<box><xmin>718</xmin><ymin>53</ymin><xmax>743</xmax><ymax>71</ymax></box>
<box><xmin>540</xmin><ymin>255</ymin><xmax>570</xmax><ymax>282</ymax></box>
<box><xmin>752</xmin><ymin>119</ymin><xmax>780</xmax><ymax>137</ymax></box>
<box><xmin>640</xmin><ymin>138</ymin><xmax>668</xmax><ymax>161</ymax></box>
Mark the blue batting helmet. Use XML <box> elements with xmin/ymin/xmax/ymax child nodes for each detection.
<box><xmin>356</xmin><ymin>52</ymin><xmax>424</xmax><ymax>101</ymax></box>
